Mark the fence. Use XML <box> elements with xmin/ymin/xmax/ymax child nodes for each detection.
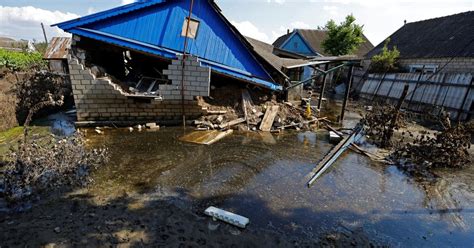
<box><xmin>357</xmin><ymin>72</ymin><xmax>474</xmax><ymax>121</ymax></box>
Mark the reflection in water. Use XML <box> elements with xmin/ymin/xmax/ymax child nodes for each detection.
<box><xmin>85</xmin><ymin>128</ymin><xmax>474</xmax><ymax>247</ymax></box>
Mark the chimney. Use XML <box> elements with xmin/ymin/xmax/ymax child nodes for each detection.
<box><xmin>404</xmin><ymin>20</ymin><xmax>407</xmax><ymax>25</ymax></box>
<box><xmin>287</xmin><ymin>29</ymin><xmax>290</xmax><ymax>35</ymax></box>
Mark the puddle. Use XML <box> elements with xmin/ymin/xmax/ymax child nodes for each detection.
<box><xmin>86</xmin><ymin>127</ymin><xmax>474</xmax><ymax>247</ymax></box>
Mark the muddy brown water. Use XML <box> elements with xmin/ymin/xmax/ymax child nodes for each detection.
<box><xmin>84</xmin><ymin>127</ymin><xmax>474</xmax><ymax>247</ymax></box>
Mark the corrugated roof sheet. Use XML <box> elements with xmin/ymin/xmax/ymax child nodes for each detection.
<box><xmin>44</xmin><ymin>37</ymin><xmax>71</xmax><ymax>60</ymax></box>
<box><xmin>245</xmin><ymin>36</ymin><xmax>308</xmax><ymax>71</ymax></box>
<box><xmin>366</xmin><ymin>11</ymin><xmax>474</xmax><ymax>59</ymax></box>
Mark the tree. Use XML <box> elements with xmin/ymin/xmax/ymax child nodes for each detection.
<box><xmin>321</xmin><ymin>14</ymin><xmax>365</xmax><ymax>56</ymax></box>
<box><xmin>370</xmin><ymin>39</ymin><xmax>400</xmax><ymax>73</ymax></box>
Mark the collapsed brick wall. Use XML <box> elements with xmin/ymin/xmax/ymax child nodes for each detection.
<box><xmin>161</xmin><ymin>55</ymin><xmax>211</xmax><ymax>100</ymax></box>
<box><xmin>69</xmin><ymin>56</ymin><xmax>208</xmax><ymax>123</ymax></box>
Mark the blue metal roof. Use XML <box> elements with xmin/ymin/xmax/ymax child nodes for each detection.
<box><xmin>55</xmin><ymin>0</ymin><xmax>281</xmax><ymax>90</ymax></box>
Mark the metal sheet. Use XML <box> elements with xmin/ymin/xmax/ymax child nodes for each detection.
<box><xmin>57</xmin><ymin>0</ymin><xmax>275</xmax><ymax>85</ymax></box>
<box><xmin>44</xmin><ymin>37</ymin><xmax>71</xmax><ymax>60</ymax></box>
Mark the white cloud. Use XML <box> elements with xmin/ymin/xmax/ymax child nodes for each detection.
<box><xmin>0</xmin><ymin>6</ymin><xmax>80</xmax><ymax>41</ymax></box>
<box><xmin>121</xmin><ymin>0</ymin><xmax>136</xmax><ymax>5</ymax></box>
<box><xmin>267</xmin><ymin>0</ymin><xmax>286</xmax><ymax>4</ymax></box>
<box><xmin>231</xmin><ymin>20</ymin><xmax>270</xmax><ymax>43</ymax></box>
<box><xmin>87</xmin><ymin>7</ymin><xmax>97</xmax><ymax>15</ymax></box>
<box><xmin>323</xmin><ymin>5</ymin><xmax>339</xmax><ymax>16</ymax></box>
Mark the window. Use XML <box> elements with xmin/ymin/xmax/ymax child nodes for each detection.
<box><xmin>181</xmin><ymin>18</ymin><xmax>200</xmax><ymax>39</ymax></box>
<box><xmin>409</xmin><ymin>64</ymin><xmax>437</xmax><ymax>73</ymax></box>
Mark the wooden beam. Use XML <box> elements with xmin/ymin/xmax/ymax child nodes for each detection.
<box><xmin>259</xmin><ymin>105</ymin><xmax>280</xmax><ymax>132</ymax></box>
<box><xmin>218</xmin><ymin>118</ymin><xmax>246</xmax><ymax>129</ymax></box>
<box><xmin>307</xmin><ymin>124</ymin><xmax>363</xmax><ymax>187</ymax></box>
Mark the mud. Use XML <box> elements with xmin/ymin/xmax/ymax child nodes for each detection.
<box><xmin>1</xmin><ymin>116</ymin><xmax>473</xmax><ymax>246</ymax></box>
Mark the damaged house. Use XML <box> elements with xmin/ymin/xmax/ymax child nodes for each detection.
<box><xmin>55</xmin><ymin>0</ymin><xmax>303</xmax><ymax>124</ymax></box>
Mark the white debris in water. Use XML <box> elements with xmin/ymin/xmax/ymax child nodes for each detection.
<box><xmin>204</xmin><ymin>206</ymin><xmax>249</xmax><ymax>228</ymax></box>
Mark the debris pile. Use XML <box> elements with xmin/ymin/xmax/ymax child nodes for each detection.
<box><xmin>392</xmin><ymin>122</ymin><xmax>471</xmax><ymax>170</ymax></box>
<box><xmin>195</xmin><ymin>86</ymin><xmax>320</xmax><ymax>132</ymax></box>
<box><xmin>362</xmin><ymin>105</ymin><xmax>406</xmax><ymax>147</ymax></box>
<box><xmin>2</xmin><ymin>132</ymin><xmax>108</xmax><ymax>202</ymax></box>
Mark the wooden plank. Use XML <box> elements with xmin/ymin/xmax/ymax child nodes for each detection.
<box><xmin>259</xmin><ymin>105</ymin><xmax>280</xmax><ymax>132</ymax></box>
<box><xmin>180</xmin><ymin>130</ymin><xmax>233</xmax><ymax>145</ymax></box>
<box><xmin>241</xmin><ymin>89</ymin><xmax>253</xmax><ymax>129</ymax></box>
<box><xmin>218</xmin><ymin>118</ymin><xmax>246</xmax><ymax>129</ymax></box>
<box><xmin>307</xmin><ymin>125</ymin><xmax>363</xmax><ymax>187</ymax></box>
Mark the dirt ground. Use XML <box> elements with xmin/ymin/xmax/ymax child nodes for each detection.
<box><xmin>0</xmin><ymin>189</ymin><xmax>380</xmax><ymax>248</ymax></box>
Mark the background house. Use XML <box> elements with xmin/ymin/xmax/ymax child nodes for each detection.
<box><xmin>273</xmin><ymin>29</ymin><xmax>374</xmax><ymax>58</ymax></box>
<box><xmin>273</xmin><ymin>29</ymin><xmax>374</xmax><ymax>86</ymax></box>
<box><xmin>365</xmin><ymin>11</ymin><xmax>474</xmax><ymax>74</ymax></box>
<box><xmin>360</xmin><ymin>11</ymin><xmax>474</xmax><ymax>121</ymax></box>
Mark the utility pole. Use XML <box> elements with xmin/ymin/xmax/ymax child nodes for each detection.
<box><xmin>41</xmin><ymin>23</ymin><xmax>48</xmax><ymax>45</ymax></box>
<box><xmin>181</xmin><ymin>0</ymin><xmax>195</xmax><ymax>128</ymax></box>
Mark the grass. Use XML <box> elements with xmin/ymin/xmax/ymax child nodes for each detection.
<box><xmin>0</xmin><ymin>126</ymin><xmax>50</xmax><ymax>159</ymax></box>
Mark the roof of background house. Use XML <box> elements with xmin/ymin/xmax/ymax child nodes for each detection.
<box><xmin>273</xmin><ymin>29</ymin><xmax>374</xmax><ymax>57</ymax></box>
<box><xmin>44</xmin><ymin>37</ymin><xmax>71</xmax><ymax>60</ymax></box>
<box><xmin>54</xmin><ymin>0</ymin><xmax>283</xmax><ymax>90</ymax></box>
<box><xmin>366</xmin><ymin>11</ymin><xmax>474</xmax><ymax>59</ymax></box>
<box><xmin>245</xmin><ymin>36</ymin><xmax>307</xmax><ymax>74</ymax></box>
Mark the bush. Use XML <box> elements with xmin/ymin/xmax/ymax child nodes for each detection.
<box><xmin>3</xmin><ymin>132</ymin><xmax>108</xmax><ymax>202</ymax></box>
<box><xmin>393</xmin><ymin>124</ymin><xmax>471</xmax><ymax>169</ymax></box>
<box><xmin>0</xmin><ymin>49</ymin><xmax>46</xmax><ymax>72</ymax></box>
<box><xmin>14</xmin><ymin>72</ymin><xmax>71</xmax><ymax>125</ymax></box>
<box><xmin>370</xmin><ymin>39</ymin><xmax>400</xmax><ymax>73</ymax></box>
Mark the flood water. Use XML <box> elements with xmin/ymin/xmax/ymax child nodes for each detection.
<box><xmin>85</xmin><ymin>127</ymin><xmax>474</xmax><ymax>247</ymax></box>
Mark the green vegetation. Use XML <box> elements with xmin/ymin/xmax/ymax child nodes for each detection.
<box><xmin>0</xmin><ymin>126</ymin><xmax>50</xmax><ymax>158</ymax></box>
<box><xmin>33</xmin><ymin>41</ymin><xmax>48</xmax><ymax>55</ymax></box>
<box><xmin>321</xmin><ymin>14</ymin><xmax>365</xmax><ymax>56</ymax></box>
<box><xmin>0</xmin><ymin>48</ymin><xmax>46</xmax><ymax>72</ymax></box>
<box><xmin>370</xmin><ymin>39</ymin><xmax>400</xmax><ymax>73</ymax></box>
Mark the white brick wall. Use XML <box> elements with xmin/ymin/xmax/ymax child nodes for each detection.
<box><xmin>161</xmin><ymin>55</ymin><xmax>211</xmax><ymax>101</ymax></box>
<box><xmin>67</xmin><ymin>57</ymin><xmax>205</xmax><ymax>122</ymax></box>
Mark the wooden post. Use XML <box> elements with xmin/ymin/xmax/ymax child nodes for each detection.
<box><xmin>41</xmin><ymin>23</ymin><xmax>48</xmax><ymax>45</ymax></box>
<box><xmin>457</xmin><ymin>77</ymin><xmax>474</xmax><ymax>122</ymax></box>
<box><xmin>317</xmin><ymin>63</ymin><xmax>329</xmax><ymax>110</ymax></box>
<box><xmin>340</xmin><ymin>65</ymin><xmax>354</xmax><ymax>123</ymax></box>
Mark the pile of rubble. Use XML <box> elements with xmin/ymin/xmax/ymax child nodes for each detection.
<box><xmin>364</xmin><ymin>105</ymin><xmax>471</xmax><ymax>171</ymax></box>
<box><xmin>393</xmin><ymin>120</ymin><xmax>471</xmax><ymax>170</ymax></box>
<box><xmin>362</xmin><ymin>105</ymin><xmax>406</xmax><ymax>148</ymax></box>
<box><xmin>195</xmin><ymin>87</ymin><xmax>322</xmax><ymax>132</ymax></box>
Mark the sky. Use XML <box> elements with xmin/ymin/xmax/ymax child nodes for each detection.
<box><xmin>0</xmin><ymin>0</ymin><xmax>472</xmax><ymax>46</ymax></box>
